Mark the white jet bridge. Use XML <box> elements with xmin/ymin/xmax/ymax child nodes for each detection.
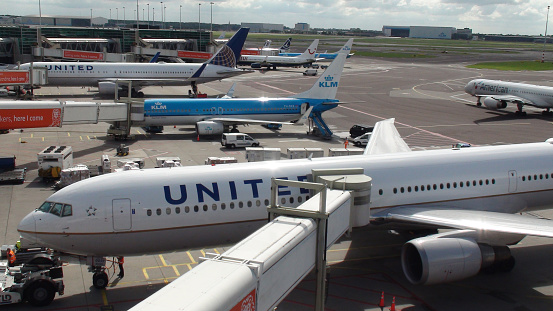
<box><xmin>130</xmin><ymin>169</ymin><xmax>373</xmax><ymax>311</ymax></box>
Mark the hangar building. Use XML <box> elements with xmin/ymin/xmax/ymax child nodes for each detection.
<box><xmin>382</xmin><ymin>26</ymin><xmax>470</xmax><ymax>39</ymax></box>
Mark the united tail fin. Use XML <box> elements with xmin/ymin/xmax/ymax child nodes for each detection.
<box><xmin>280</xmin><ymin>38</ymin><xmax>292</xmax><ymax>52</ymax></box>
<box><xmin>208</xmin><ymin>27</ymin><xmax>249</xmax><ymax>68</ymax></box>
<box><xmin>291</xmin><ymin>52</ymin><xmax>348</xmax><ymax>100</ymax></box>
<box><xmin>297</xmin><ymin>39</ymin><xmax>319</xmax><ymax>59</ymax></box>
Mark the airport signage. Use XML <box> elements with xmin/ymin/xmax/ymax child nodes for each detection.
<box><xmin>63</xmin><ymin>50</ymin><xmax>104</xmax><ymax>61</ymax></box>
<box><xmin>240</xmin><ymin>50</ymin><xmax>261</xmax><ymax>55</ymax></box>
<box><xmin>0</xmin><ymin>71</ymin><xmax>30</xmax><ymax>85</ymax></box>
<box><xmin>0</xmin><ymin>108</ymin><xmax>62</xmax><ymax>130</ymax></box>
<box><xmin>177</xmin><ymin>50</ymin><xmax>213</xmax><ymax>60</ymax></box>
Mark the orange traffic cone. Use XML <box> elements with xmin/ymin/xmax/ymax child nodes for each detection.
<box><xmin>197</xmin><ymin>134</ymin><xmax>200</xmax><ymax>141</ymax></box>
<box><xmin>390</xmin><ymin>297</ymin><xmax>396</xmax><ymax>311</ymax></box>
<box><xmin>174</xmin><ymin>125</ymin><xmax>176</xmax><ymax>128</ymax></box>
<box><xmin>378</xmin><ymin>291</ymin><xmax>385</xmax><ymax>309</ymax></box>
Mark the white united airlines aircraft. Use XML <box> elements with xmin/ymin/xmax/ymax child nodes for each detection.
<box><xmin>465</xmin><ymin>78</ymin><xmax>553</xmax><ymax>115</ymax></box>
<box><xmin>18</xmin><ymin>28</ymin><xmax>252</xmax><ymax>97</ymax></box>
<box><xmin>238</xmin><ymin>39</ymin><xmax>320</xmax><ymax>69</ymax></box>
<box><xmin>16</xmin><ymin>117</ymin><xmax>553</xmax><ymax>290</ymax></box>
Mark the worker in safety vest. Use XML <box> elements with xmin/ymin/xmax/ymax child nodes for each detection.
<box><xmin>7</xmin><ymin>248</ymin><xmax>16</xmax><ymax>267</ymax></box>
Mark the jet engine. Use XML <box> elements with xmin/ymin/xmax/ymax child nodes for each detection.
<box><xmin>251</xmin><ymin>63</ymin><xmax>262</xmax><ymax>69</ymax></box>
<box><xmin>195</xmin><ymin>121</ymin><xmax>225</xmax><ymax>136</ymax></box>
<box><xmin>401</xmin><ymin>237</ymin><xmax>514</xmax><ymax>285</ymax></box>
<box><xmin>97</xmin><ymin>82</ymin><xmax>117</xmax><ymax>96</ymax></box>
<box><xmin>482</xmin><ymin>97</ymin><xmax>508</xmax><ymax>110</ymax></box>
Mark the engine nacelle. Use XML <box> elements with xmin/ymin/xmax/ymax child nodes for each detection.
<box><xmin>195</xmin><ymin>121</ymin><xmax>225</xmax><ymax>136</ymax></box>
<box><xmin>401</xmin><ymin>237</ymin><xmax>513</xmax><ymax>285</ymax></box>
<box><xmin>97</xmin><ymin>82</ymin><xmax>117</xmax><ymax>96</ymax></box>
<box><xmin>482</xmin><ymin>97</ymin><xmax>507</xmax><ymax>110</ymax></box>
<box><xmin>251</xmin><ymin>63</ymin><xmax>262</xmax><ymax>69</ymax></box>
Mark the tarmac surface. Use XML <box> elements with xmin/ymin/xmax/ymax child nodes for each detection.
<box><xmin>3</xmin><ymin>51</ymin><xmax>553</xmax><ymax>310</ymax></box>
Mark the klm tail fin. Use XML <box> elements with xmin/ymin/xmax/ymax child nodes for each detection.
<box><xmin>218</xmin><ymin>32</ymin><xmax>226</xmax><ymax>39</ymax></box>
<box><xmin>208</xmin><ymin>28</ymin><xmax>249</xmax><ymax>68</ymax></box>
<box><xmin>337</xmin><ymin>39</ymin><xmax>353</xmax><ymax>54</ymax></box>
<box><xmin>280</xmin><ymin>38</ymin><xmax>292</xmax><ymax>52</ymax></box>
<box><xmin>291</xmin><ymin>53</ymin><xmax>347</xmax><ymax>100</ymax></box>
<box><xmin>297</xmin><ymin>39</ymin><xmax>319</xmax><ymax>59</ymax></box>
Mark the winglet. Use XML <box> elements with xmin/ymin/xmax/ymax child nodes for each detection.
<box><xmin>149</xmin><ymin>52</ymin><xmax>161</xmax><ymax>63</ymax></box>
<box><xmin>363</xmin><ymin>118</ymin><xmax>411</xmax><ymax>155</ymax></box>
<box><xmin>297</xmin><ymin>39</ymin><xmax>319</xmax><ymax>59</ymax></box>
<box><xmin>208</xmin><ymin>28</ymin><xmax>250</xmax><ymax>68</ymax></box>
<box><xmin>291</xmin><ymin>53</ymin><xmax>347</xmax><ymax>100</ymax></box>
<box><xmin>221</xmin><ymin>83</ymin><xmax>236</xmax><ymax>98</ymax></box>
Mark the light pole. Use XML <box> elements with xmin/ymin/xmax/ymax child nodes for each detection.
<box><xmin>544</xmin><ymin>5</ymin><xmax>551</xmax><ymax>63</ymax></box>
<box><xmin>90</xmin><ymin>9</ymin><xmax>93</xmax><ymax>27</ymax></box>
<box><xmin>199</xmin><ymin>3</ymin><xmax>202</xmax><ymax>48</ymax></box>
<box><xmin>210</xmin><ymin>2</ymin><xmax>214</xmax><ymax>33</ymax></box>
<box><xmin>147</xmin><ymin>4</ymin><xmax>150</xmax><ymax>29</ymax></box>
<box><xmin>136</xmin><ymin>0</ymin><xmax>139</xmax><ymax>29</ymax></box>
<box><xmin>109</xmin><ymin>9</ymin><xmax>112</xmax><ymax>25</ymax></box>
<box><xmin>164</xmin><ymin>6</ymin><xmax>166</xmax><ymax>28</ymax></box>
<box><xmin>160</xmin><ymin>2</ymin><xmax>163</xmax><ymax>29</ymax></box>
<box><xmin>116</xmin><ymin>8</ymin><xmax>119</xmax><ymax>25</ymax></box>
<box><xmin>180</xmin><ymin>5</ymin><xmax>182</xmax><ymax>30</ymax></box>
<box><xmin>152</xmin><ymin>8</ymin><xmax>155</xmax><ymax>27</ymax></box>
<box><xmin>123</xmin><ymin>6</ymin><xmax>126</xmax><ymax>25</ymax></box>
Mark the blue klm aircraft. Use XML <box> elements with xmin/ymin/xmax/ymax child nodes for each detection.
<box><xmin>131</xmin><ymin>49</ymin><xmax>350</xmax><ymax>138</ymax></box>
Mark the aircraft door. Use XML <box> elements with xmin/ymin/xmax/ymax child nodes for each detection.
<box><xmin>211</xmin><ymin>107</ymin><xmax>217</xmax><ymax>115</ymax></box>
<box><xmin>112</xmin><ymin>199</ymin><xmax>132</xmax><ymax>231</ymax></box>
<box><xmin>508</xmin><ymin>170</ymin><xmax>517</xmax><ymax>193</ymax></box>
<box><xmin>301</xmin><ymin>103</ymin><xmax>309</xmax><ymax>114</ymax></box>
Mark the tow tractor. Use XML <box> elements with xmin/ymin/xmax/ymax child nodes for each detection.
<box><xmin>0</xmin><ymin>245</ymin><xmax>64</xmax><ymax>306</ymax></box>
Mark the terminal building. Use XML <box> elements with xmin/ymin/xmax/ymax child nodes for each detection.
<box><xmin>382</xmin><ymin>25</ymin><xmax>472</xmax><ymax>39</ymax></box>
<box><xmin>240</xmin><ymin>22</ymin><xmax>284</xmax><ymax>33</ymax></box>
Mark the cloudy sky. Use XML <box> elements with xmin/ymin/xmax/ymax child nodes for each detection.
<box><xmin>4</xmin><ymin>0</ymin><xmax>552</xmax><ymax>35</ymax></box>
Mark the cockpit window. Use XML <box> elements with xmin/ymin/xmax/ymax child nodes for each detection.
<box><xmin>50</xmin><ymin>203</ymin><xmax>63</xmax><ymax>217</ymax></box>
<box><xmin>62</xmin><ymin>205</ymin><xmax>72</xmax><ymax>217</ymax></box>
<box><xmin>37</xmin><ymin>202</ymin><xmax>54</xmax><ymax>213</ymax></box>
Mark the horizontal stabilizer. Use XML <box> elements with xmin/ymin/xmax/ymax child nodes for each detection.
<box><xmin>364</xmin><ymin>118</ymin><xmax>411</xmax><ymax>155</ymax></box>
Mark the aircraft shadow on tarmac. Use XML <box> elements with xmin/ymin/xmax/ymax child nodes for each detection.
<box><xmin>464</xmin><ymin>104</ymin><xmax>553</xmax><ymax>123</ymax></box>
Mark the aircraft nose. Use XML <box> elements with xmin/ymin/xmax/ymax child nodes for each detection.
<box><xmin>464</xmin><ymin>82</ymin><xmax>474</xmax><ymax>95</ymax></box>
<box><xmin>17</xmin><ymin>212</ymin><xmax>37</xmax><ymax>244</ymax></box>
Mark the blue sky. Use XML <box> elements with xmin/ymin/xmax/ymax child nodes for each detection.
<box><xmin>4</xmin><ymin>0</ymin><xmax>552</xmax><ymax>35</ymax></box>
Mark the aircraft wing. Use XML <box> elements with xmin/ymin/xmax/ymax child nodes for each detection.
<box><xmin>206</xmin><ymin>117</ymin><xmax>293</xmax><ymax>126</ymax></box>
<box><xmin>376</xmin><ymin>206</ymin><xmax>553</xmax><ymax>238</ymax></box>
<box><xmin>478</xmin><ymin>94</ymin><xmax>534</xmax><ymax>105</ymax></box>
<box><xmin>363</xmin><ymin>118</ymin><xmax>411</xmax><ymax>155</ymax></box>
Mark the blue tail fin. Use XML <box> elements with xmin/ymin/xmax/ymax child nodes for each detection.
<box><xmin>280</xmin><ymin>38</ymin><xmax>292</xmax><ymax>52</ymax></box>
<box><xmin>149</xmin><ymin>52</ymin><xmax>161</xmax><ymax>63</ymax></box>
<box><xmin>208</xmin><ymin>28</ymin><xmax>249</xmax><ymax>68</ymax></box>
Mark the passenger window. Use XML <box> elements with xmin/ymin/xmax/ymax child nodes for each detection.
<box><xmin>290</xmin><ymin>197</ymin><xmax>294</xmax><ymax>204</ymax></box>
<box><xmin>264</xmin><ymin>199</ymin><xmax>270</xmax><ymax>206</ymax></box>
<box><xmin>194</xmin><ymin>205</ymin><xmax>199</xmax><ymax>212</ymax></box>
<box><xmin>176</xmin><ymin>207</ymin><xmax>181</xmax><ymax>214</ymax></box>
<box><xmin>221</xmin><ymin>203</ymin><xmax>226</xmax><ymax>210</ymax></box>
<box><xmin>185</xmin><ymin>206</ymin><xmax>190</xmax><ymax>213</ymax></box>
<box><xmin>230</xmin><ymin>202</ymin><xmax>235</xmax><ymax>209</ymax></box>
<box><xmin>256</xmin><ymin>200</ymin><xmax>261</xmax><ymax>207</ymax></box>
<box><xmin>166</xmin><ymin>208</ymin><xmax>171</xmax><ymax>215</ymax></box>
<box><xmin>298</xmin><ymin>196</ymin><xmax>303</xmax><ymax>203</ymax></box>
<box><xmin>51</xmin><ymin>203</ymin><xmax>63</xmax><ymax>216</ymax></box>
<box><xmin>239</xmin><ymin>201</ymin><xmax>244</xmax><ymax>208</ymax></box>
<box><xmin>62</xmin><ymin>205</ymin><xmax>72</xmax><ymax>217</ymax></box>
<box><xmin>281</xmin><ymin>198</ymin><xmax>286</xmax><ymax>204</ymax></box>
<box><xmin>147</xmin><ymin>209</ymin><xmax>152</xmax><ymax>216</ymax></box>
<box><xmin>38</xmin><ymin>202</ymin><xmax>54</xmax><ymax>213</ymax></box>
<box><xmin>247</xmin><ymin>201</ymin><xmax>252</xmax><ymax>207</ymax></box>
<box><xmin>156</xmin><ymin>208</ymin><xmax>161</xmax><ymax>216</ymax></box>
<box><xmin>212</xmin><ymin>204</ymin><xmax>217</xmax><ymax>211</ymax></box>
<box><xmin>203</xmin><ymin>205</ymin><xmax>208</xmax><ymax>211</ymax></box>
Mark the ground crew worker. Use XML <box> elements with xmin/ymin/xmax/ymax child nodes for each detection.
<box><xmin>117</xmin><ymin>256</ymin><xmax>124</xmax><ymax>278</ymax></box>
<box><xmin>7</xmin><ymin>248</ymin><xmax>16</xmax><ymax>267</ymax></box>
<box><xmin>344</xmin><ymin>138</ymin><xmax>349</xmax><ymax>149</ymax></box>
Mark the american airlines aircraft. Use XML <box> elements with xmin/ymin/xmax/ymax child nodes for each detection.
<box><xmin>18</xmin><ymin>28</ymin><xmax>252</xmax><ymax>98</ymax></box>
<box><xmin>132</xmin><ymin>50</ymin><xmax>349</xmax><ymax>136</ymax></box>
<box><xmin>464</xmin><ymin>78</ymin><xmax>553</xmax><ymax>115</ymax></box>
<box><xmin>238</xmin><ymin>39</ymin><xmax>320</xmax><ymax>69</ymax></box>
<box><xmin>17</xmin><ymin>117</ymin><xmax>553</xmax><ymax>289</ymax></box>
<box><xmin>279</xmin><ymin>38</ymin><xmax>354</xmax><ymax>61</ymax></box>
